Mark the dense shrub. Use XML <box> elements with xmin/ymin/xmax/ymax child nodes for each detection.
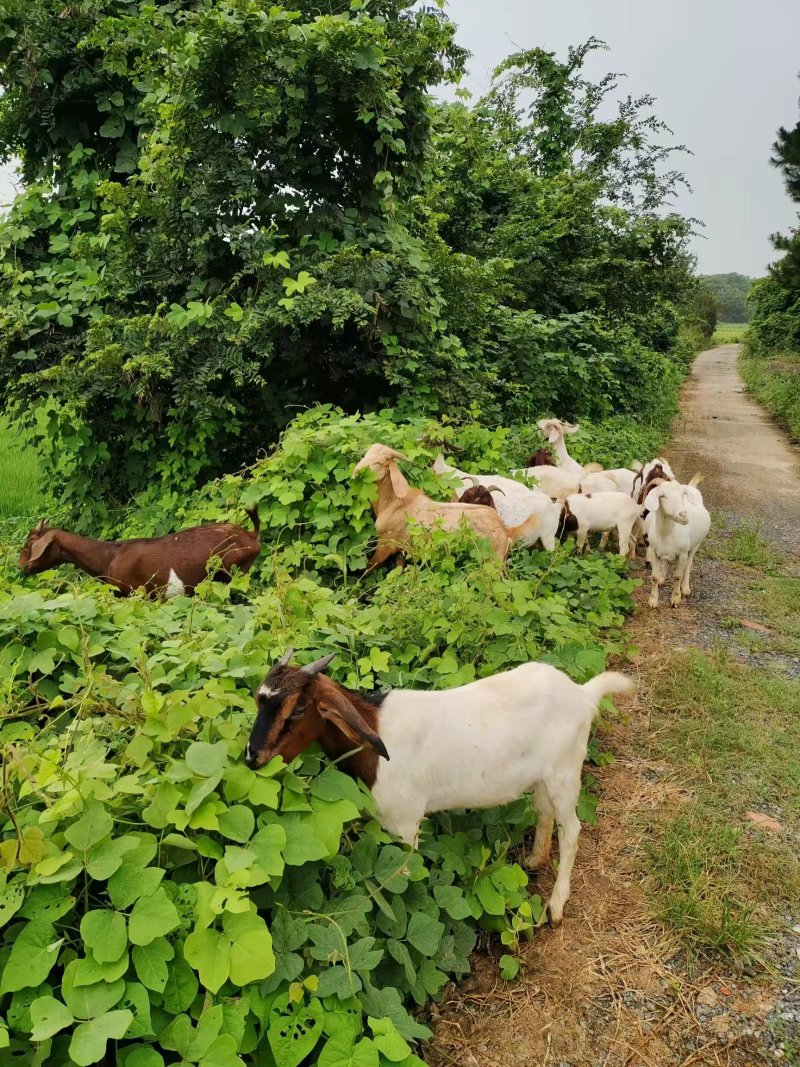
<box><xmin>0</xmin><ymin>422</ymin><xmax>636</xmax><ymax>1061</ymax></box>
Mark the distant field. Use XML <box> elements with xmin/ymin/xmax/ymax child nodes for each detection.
<box><xmin>0</xmin><ymin>416</ymin><xmax>44</xmax><ymax>520</ymax></box>
<box><xmin>712</xmin><ymin>321</ymin><xmax>748</xmax><ymax>345</ymax></box>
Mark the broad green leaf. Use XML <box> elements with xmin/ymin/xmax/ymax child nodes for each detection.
<box><xmin>124</xmin><ymin>1048</ymin><xmax>165</xmax><ymax>1067</ymax></box>
<box><xmin>29</xmin><ymin>995</ymin><xmax>74</xmax><ymax>1041</ymax></box>
<box><xmin>68</xmin><ymin>1009</ymin><xmax>133</xmax><ymax>1066</ymax></box>
<box><xmin>132</xmin><ymin>937</ymin><xmax>174</xmax><ymax>992</ymax></box>
<box><xmin>72</xmin><ymin>952</ymin><xmax>129</xmax><ymax>986</ymax></box>
<box><xmin>80</xmin><ymin>910</ymin><xmax>127</xmax><ymax>963</ymax></box>
<box><xmin>217</xmin><ymin>805</ymin><xmax>255</xmax><ymax>843</ymax></box>
<box><xmin>433</xmin><ymin>885</ymin><xmax>471</xmax><ymax>920</ymax></box>
<box><xmin>184</xmin><ymin>927</ymin><xmax>230</xmax><ymax>993</ymax></box>
<box><xmin>368</xmin><ymin>1016</ymin><xmax>411</xmax><ymax>1061</ymax></box>
<box><xmin>475</xmin><ymin>875</ymin><xmax>506</xmax><ymax>916</ymax></box>
<box><xmin>142</xmin><ymin>783</ymin><xmax>181</xmax><ymax>829</ymax></box>
<box><xmin>0</xmin><ymin>884</ymin><xmax>25</xmax><ymax>928</ymax></box>
<box><xmin>185</xmin><ymin>742</ymin><xmax>227</xmax><ymax>778</ymax></box>
<box><xmin>108</xmin><ymin>864</ymin><xmax>164</xmax><ymax>910</ymax></box>
<box><xmin>499</xmin><ymin>954</ymin><xmax>520</xmax><ymax>980</ymax></box>
<box><xmin>224</xmin><ymin>909</ymin><xmax>275</xmax><ymax>985</ymax></box>
<box><xmin>0</xmin><ymin>922</ymin><xmax>59</xmax><ymax>993</ymax></box>
<box><xmin>121</xmin><ymin>981</ymin><xmax>154</xmax><ymax>1039</ymax></box>
<box><xmin>161</xmin><ymin>954</ymin><xmax>198</xmax><ymax>1014</ymax></box>
<box><xmin>64</xmin><ymin>800</ymin><xmax>113</xmax><ymax>853</ymax></box>
<box><xmin>61</xmin><ymin>962</ymin><xmax>125</xmax><ymax>1020</ymax></box>
<box><xmin>405</xmin><ymin>912</ymin><xmax>444</xmax><ymax>957</ymax></box>
<box><xmin>128</xmin><ymin>887</ymin><xmax>180</xmax><ymax>945</ymax></box>
<box><xmin>86</xmin><ymin>834</ymin><xmax>139</xmax><ymax>880</ymax></box>
<box><xmin>318</xmin><ymin>1036</ymin><xmax>379</xmax><ymax>1067</ymax></box>
<box><xmin>268</xmin><ymin>994</ymin><xmax>324</xmax><ymax>1067</ymax></box>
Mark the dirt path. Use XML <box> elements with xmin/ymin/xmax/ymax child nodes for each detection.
<box><xmin>667</xmin><ymin>344</ymin><xmax>800</xmax><ymax>553</ymax></box>
<box><xmin>428</xmin><ymin>346</ymin><xmax>800</xmax><ymax>1067</ymax></box>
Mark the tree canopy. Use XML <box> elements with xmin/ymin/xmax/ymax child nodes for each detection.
<box><xmin>699</xmin><ymin>273</ymin><xmax>753</xmax><ymax>323</ymax></box>
<box><xmin>0</xmin><ymin>4</ymin><xmax>697</xmax><ymax>523</ymax></box>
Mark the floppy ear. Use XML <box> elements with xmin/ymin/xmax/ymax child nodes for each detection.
<box><xmin>688</xmin><ymin>473</ymin><xmax>704</xmax><ymax>488</ymax></box>
<box><xmin>317</xmin><ymin>689</ymin><xmax>390</xmax><ymax>761</ymax></box>
<box><xmin>388</xmin><ymin>461</ymin><xmax>409</xmax><ymax>502</ymax></box>
<box><xmin>28</xmin><ymin>530</ymin><xmax>57</xmax><ymax>564</ymax></box>
<box><xmin>563</xmin><ymin>422</ymin><xmax>580</xmax><ymax>435</ymax></box>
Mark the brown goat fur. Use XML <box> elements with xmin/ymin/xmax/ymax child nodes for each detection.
<box><xmin>246</xmin><ymin>655</ymin><xmax>387</xmax><ymax>785</ymax></box>
<box><xmin>353</xmin><ymin>444</ymin><xmax>513</xmax><ymax>570</ymax></box>
<box><xmin>459</xmin><ymin>484</ymin><xmax>498</xmax><ymax>509</ymax></box>
<box><xmin>526</xmin><ymin>447</ymin><xmax>555</xmax><ymax>467</ymax></box>
<box><xmin>18</xmin><ymin>510</ymin><xmax>261</xmax><ymax>597</ymax></box>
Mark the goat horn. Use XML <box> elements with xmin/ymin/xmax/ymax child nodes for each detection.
<box><xmin>463</xmin><ymin>475</ymin><xmax>480</xmax><ymax>487</ymax></box>
<box><xmin>301</xmin><ymin>652</ymin><xmax>336</xmax><ymax>676</ymax></box>
<box><xmin>277</xmin><ymin>646</ymin><xmax>294</xmax><ymax>667</ymax></box>
<box><xmin>485</xmin><ymin>485</ymin><xmax>506</xmax><ymax>495</ymax></box>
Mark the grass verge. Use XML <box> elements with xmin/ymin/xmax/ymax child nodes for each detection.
<box><xmin>643</xmin><ymin>647</ymin><xmax>800</xmax><ymax>961</ymax></box>
<box><xmin>0</xmin><ymin>415</ymin><xmax>44</xmax><ymax>520</ymax></box>
<box><xmin>740</xmin><ymin>352</ymin><xmax>800</xmax><ymax>440</ymax></box>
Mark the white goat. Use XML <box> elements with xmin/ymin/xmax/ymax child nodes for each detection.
<box><xmin>564</xmin><ymin>492</ymin><xmax>645</xmax><ymax>557</ymax></box>
<box><xmin>246</xmin><ymin>651</ymin><xmax>636</xmax><ymax>926</ymax></box>
<box><xmin>537</xmin><ymin>419</ymin><xmax>584</xmax><ymax>474</ymax></box>
<box><xmin>434</xmin><ymin>456</ymin><xmax>562</xmax><ymax>551</ymax></box>
<box><xmin>643</xmin><ymin>476</ymin><xmax>710</xmax><ymax>608</ymax></box>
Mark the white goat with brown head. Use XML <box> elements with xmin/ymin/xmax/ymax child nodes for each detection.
<box><xmin>245</xmin><ymin>649</ymin><xmax>635</xmax><ymax>926</ymax></box>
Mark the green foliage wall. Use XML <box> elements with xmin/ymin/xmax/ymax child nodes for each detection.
<box><xmin>699</xmin><ymin>273</ymin><xmax>753</xmax><ymax>323</ymax></box>
<box><xmin>0</xmin><ymin>12</ymin><xmax>696</xmax><ymax>515</ymax></box>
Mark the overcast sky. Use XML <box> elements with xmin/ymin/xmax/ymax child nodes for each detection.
<box><xmin>2</xmin><ymin>0</ymin><xmax>799</xmax><ymax>277</ymax></box>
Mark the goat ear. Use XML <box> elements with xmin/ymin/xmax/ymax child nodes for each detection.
<box><xmin>28</xmin><ymin>530</ymin><xmax>57</xmax><ymax>564</ymax></box>
<box><xmin>34</xmin><ymin>519</ymin><xmax>49</xmax><ymax>534</ymax></box>
<box><xmin>318</xmin><ymin>690</ymin><xmax>390</xmax><ymax>761</ymax></box>
<box><xmin>388</xmin><ymin>461</ymin><xmax>409</xmax><ymax>501</ymax></box>
<box><xmin>563</xmin><ymin>422</ymin><xmax>580</xmax><ymax>435</ymax></box>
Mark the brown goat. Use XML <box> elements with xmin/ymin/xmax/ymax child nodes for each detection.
<box><xmin>458</xmin><ymin>476</ymin><xmax>506</xmax><ymax>510</ymax></box>
<box><xmin>526</xmin><ymin>447</ymin><xmax>555</xmax><ymax>467</ymax></box>
<box><xmin>18</xmin><ymin>510</ymin><xmax>261</xmax><ymax>597</ymax></box>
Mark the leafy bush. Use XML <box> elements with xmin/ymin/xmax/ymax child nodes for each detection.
<box><xmin>0</xmin><ymin>517</ymin><xmax>635</xmax><ymax>1062</ymax></box>
<box><xmin>739</xmin><ymin>354</ymin><xmax>800</xmax><ymax>440</ymax></box>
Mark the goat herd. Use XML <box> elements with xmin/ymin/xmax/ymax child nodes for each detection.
<box><xmin>14</xmin><ymin>417</ymin><xmax>712</xmax><ymax>926</ymax></box>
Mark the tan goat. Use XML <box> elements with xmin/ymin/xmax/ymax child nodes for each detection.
<box><xmin>352</xmin><ymin>444</ymin><xmax>537</xmax><ymax>571</ymax></box>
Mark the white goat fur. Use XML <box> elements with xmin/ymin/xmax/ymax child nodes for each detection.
<box><xmin>643</xmin><ymin>476</ymin><xmax>710</xmax><ymax>608</ymax></box>
<box><xmin>433</xmin><ymin>456</ymin><xmax>561</xmax><ymax>551</ymax></box>
<box><xmin>565</xmin><ymin>492</ymin><xmax>644</xmax><ymax>557</ymax></box>
<box><xmin>537</xmin><ymin>419</ymin><xmax>584</xmax><ymax>475</ymax></box>
<box><xmin>370</xmin><ymin>663</ymin><xmax>635</xmax><ymax>924</ymax></box>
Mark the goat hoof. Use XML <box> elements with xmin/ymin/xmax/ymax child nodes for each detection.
<box><xmin>547</xmin><ymin>908</ymin><xmax>563</xmax><ymax>929</ymax></box>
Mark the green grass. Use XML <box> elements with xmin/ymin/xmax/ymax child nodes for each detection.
<box><xmin>0</xmin><ymin>416</ymin><xmax>44</xmax><ymax>521</ymax></box>
<box><xmin>643</xmin><ymin>647</ymin><xmax>800</xmax><ymax>961</ymax></box>
<box><xmin>707</xmin><ymin>517</ymin><xmax>784</xmax><ymax>572</ymax></box>
<box><xmin>740</xmin><ymin>352</ymin><xmax>800</xmax><ymax>440</ymax></box>
<box><xmin>711</xmin><ymin>321</ymin><xmax>748</xmax><ymax>345</ymax></box>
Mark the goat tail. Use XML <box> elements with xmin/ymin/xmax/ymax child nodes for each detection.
<box><xmin>688</xmin><ymin>473</ymin><xmax>704</xmax><ymax>488</ymax></box>
<box><xmin>583</xmin><ymin>462</ymin><xmax>604</xmax><ymax>474</ymax></box>
<box><xmin>245</xmin><ymin>505</ymin><xmax>261</xmax><ymax>536</ymax></box>
<box><xmin>581</xmin><ymin>671</ymin><xmax>636</xmax><ymax>712</ymax></box>
<box><xmin>631</xmin><ymin>460</ymin><xmax>643</xmax><ymax>472</ymax></box>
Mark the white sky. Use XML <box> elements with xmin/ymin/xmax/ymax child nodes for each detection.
<box><xmin>2</xmin><ymin>0</ymin><xmax>800</xmax><ymax>276</ymax></box>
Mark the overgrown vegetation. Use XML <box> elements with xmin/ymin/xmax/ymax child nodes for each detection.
<box><xmin>0</xmin><ymin>4</ymin><xmax>698</xmax><ymax>519</ymax></box>
<box><xmin>0</xmin><ymin>417</ymin><xmax>43</xmax><ymax>521</ymax></box>
<box><xmin>0</xmin><ymin>3</ymin><xmax>706</xmax><ymax>1062</ymax></box>
<box><xmin>644</xmin><ymin>648</ymin><xmax>800</xmax><ymax>960</ymax></box>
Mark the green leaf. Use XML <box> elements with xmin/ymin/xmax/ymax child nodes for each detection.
<box><xmin>161</xmin><ymin>954</ymin><xmax>198</xmax><ymax>1014</ymax></box>
<box><xmin>433</xmin><ymin>885</ymin><xmax>471</xmax><ymax>920</ymax></box>
<box><xmin>132</xmin><ymin>937</ymin><xmax>174</xmax><ymax>992</ymax></box>
<box><xmin>368</xmin><ymin>1017</ymin><xmax>411</xmax><ymax>1062</ymax></box>
<box><xmin>475</xmin><ymin>875</ymin><xmax>506</xmax><ymax>916</ymax></box>
<box><xmin>217</xmin><ymin>805</ymin><xmax>255</xmax><ymax>843</ymax></box>
<box><xmin>142</xmin><ymin>783</ymin><xmax>181</xmax><ymax>830</ymax></box>
<box><xmin>124</xmin><ymin>1048</ymin><xmax>164</xmax><ymax>1067</ymax></box>
<box><xmin>29</xmin><ymin>995</ymin><xmax>74</xmax><ymax>1041</ymax></box>
<box><xmin>128</xmin><ymin>887</ymin><xmax>180</xmax><ymax>945</ymax></box>
<box><xmin>405</xmin><ymin>912</ymin><xmax>444</xmax><ymax>957</ymax></box>
<box><xmin>0</xmin><ymin>922</ymin><xmax>59</xmax><ymax>993</ymax></box>
<box><xmin>318</xmin><ymin>1036</ymin><xmax>379</xmax><ymax>1067</ymax></box>
<box><xmin>183</xmin><ymin>927</ymin><xmax>230</xmax><ymax>994</ymax></box>
<box><xmin>61</xmin><ymin>962</ymin><xmax>125</xmax><ymax>1020</ymax></box>
<box><xmin>499</xmin><ymin>954</ymin><xmax>520</xmax><ymax>980</ymax></box>
<box><xmin>0</xmin><ymin>883</ymin><xmax>25</xmax><ymax>928</ymax></box>
<box><xmin>224</xmin><ymin>909</ymin><xmax>275</xmax><ymax>986</ymax></box>
<box><xmin>80</xmin><ymin>910</ymin><xmax>127</xmax><ymax>963</ymax></box>
<box><xmin>186</xmin><ymin>741</ymin><xmax>227</xmax><ymax>778</ymax></box>
<box><xmin>268</xmin><ymin>994</ymin><xmax>324</xmax><ymax>1067</ymax></box>
<box><xmin>108</xmin><ymin>864</ymin><xmax>164</xmax><ymax>909</ymax></box>
<box><xmin>86</xmin><ymin>834</ymin><xmax>139</xmax><ymax>880</ymax></box>
<box><xmin>64</xmin><ymin>800</ymin><xmax>113</xmax><ymax>853</ymax></box>
<box><xmin>69</xmin><ymin>1009</ymin><xmax>133</xmax><ymax>1065</ymax></box>
<box><xmin>121</xmin><ymin>981</ymin><xmax>154</xmax><ymax>1039</ymax></box>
